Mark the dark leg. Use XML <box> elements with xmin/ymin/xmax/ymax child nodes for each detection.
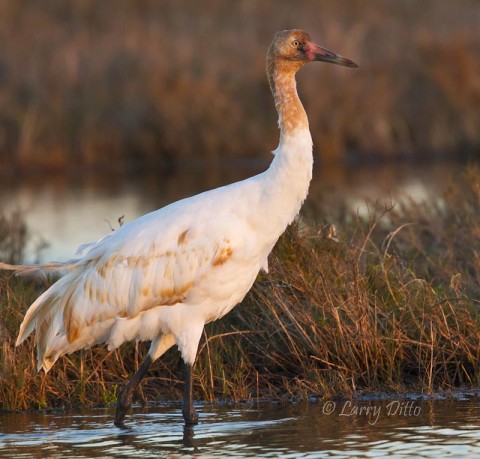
<box><xmin>183</xmin><ymin>424</ymin><xmax>196</xmax><ymax>447</ymax></box>
<box><xmin>182</xmin><ymin>363</ymin><xmax>199</xmax><ymax>425</ymax></box>
<box><xmin>114</xmin><ymin>355</ymin><xmax>152</xmax><ymax>428</ymax></box>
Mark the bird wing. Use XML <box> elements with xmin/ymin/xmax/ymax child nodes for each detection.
<box><xmin>60</xmin><ymin>206</ymin><xmax>248</xmax><ymax>345</ymax></box>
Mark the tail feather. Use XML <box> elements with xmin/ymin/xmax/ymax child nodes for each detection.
<box><xmin>3</xmin><ymin>260</ymin><xmax>79</xmax><ymax>347</ymax></box>
<box><xmin>13</xmin><ymin>265</ymin><xmax>110</xmax><ymax>372</ymax></box>
<box><xmin>34</xmin><ymin>295</ymin><xmax>64</xmax><ymax>371</ymax></box>
<box><xmin>15</xmin><ymin>271</ymin><xmax>74</xmax><ymax>343</ymax></box>
<box><xmin>4</xmin><ymin>254</ymin><xmax>113</xmax><ymax>372</ymax></box>
<box><xmin>15</xmin><ymin>276</ymin><xmax>74</xmax><ymax>370</ymax></box>
<box><xmin>0</xmin><ymin>260</ymin><xmax>79</xmax><ymax>276</ymax></box>
<box><xmin>16</xmin><ymin>289</ymin><xmax>54</xmax><ymax>346</ymax></box>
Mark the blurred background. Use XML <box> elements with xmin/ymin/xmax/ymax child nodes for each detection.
<box><xmin>0</xmin><ymin>0</ymin><xmax>480</xmax><ymax>262</ymax></box>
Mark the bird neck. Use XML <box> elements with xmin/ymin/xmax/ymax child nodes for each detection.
<box><xmin>258</xmin><ymin>58</ymin><xmax>313</xmax><ymax>241</ymax></box>
<box><xmin>267</xmin><ymin>58</ymin><xmax>309</xmax><ymax>136</ymax></box>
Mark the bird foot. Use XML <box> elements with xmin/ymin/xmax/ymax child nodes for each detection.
<box><xmin>182</xmin><ymin>406</ymin><xmax>199</xmax><ymax>425</ymax></box>
<box><xmin>114</xmin><ymin>385</ymin><xmax>132</xmax><ymax>428</ymax></box>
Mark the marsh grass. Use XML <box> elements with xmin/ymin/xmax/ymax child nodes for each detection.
<box><xmin>3</xmin><ymin>168</ymin><xmax>480</xmax><ymax>410</ymax></box>
<box><xmin>1</xmin><ymin>0</ymin><xmax>480</xmax><ymax>171</ymax></box>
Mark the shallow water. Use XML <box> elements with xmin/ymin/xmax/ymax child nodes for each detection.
<box><xmin>1</xmin><ymin>397</ymin><xmax>480</xmax><ymax>458</ymax></box>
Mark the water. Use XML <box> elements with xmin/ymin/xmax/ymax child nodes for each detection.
<box><xmin>0</xmin><ymin>160</ymin><xmax>465</xmax><ymax>263</ymax></box>
<box><xmin>1</xmin><ymin>397</ymin><xmax>480</xmax><ymax>458</ymax></box>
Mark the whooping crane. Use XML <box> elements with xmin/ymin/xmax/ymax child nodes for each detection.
<box><xmin>0</xmin><ymin>29</ymin><xmax>357</xmax><ymax>427</ymax></box>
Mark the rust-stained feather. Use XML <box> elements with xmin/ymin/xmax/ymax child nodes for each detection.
<box><xmin>213</xmin><ymin>246</ymin><xmax>233</xmax><ymax>266</ymax></box>
<box><xmin>177</xmin><ymin>229</ymin><xmax>189</xmax><ymax>245</ymax></box>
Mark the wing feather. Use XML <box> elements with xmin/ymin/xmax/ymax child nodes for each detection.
<box><xmin>64</xmin><ymin>216</ymin><xmax>238</xmax><ymax>336</ymax></box>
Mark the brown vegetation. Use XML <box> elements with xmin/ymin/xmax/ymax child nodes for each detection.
<box><xmin>2</xmin><ymin>167</ymin><xmax>480</xmax><ymax>411</ymax></box>
<box><xmin>0</xmin><ymin>0</ymin><xmax>479</xmax><ymax>173</ymax></box>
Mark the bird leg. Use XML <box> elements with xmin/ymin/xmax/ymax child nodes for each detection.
<box><xmin>114</xmin><ymin>354</ymin><xmax>152</xmax><ymax>428</ymax></box>
<box><xmin>183</xmin><ymin>424</ymin><xmax>196</xmax><ymax>447</ymax></box>
<box><xmin>182</xmin><ymin>362</ymin><xmax>199</xmax><ymax>425</ymax></box>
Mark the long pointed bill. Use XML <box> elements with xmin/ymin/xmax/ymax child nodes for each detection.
<box><xmin>307</xmin><ymin>42</ymin><xmax>358</xmax><ymax>68</ymax></box>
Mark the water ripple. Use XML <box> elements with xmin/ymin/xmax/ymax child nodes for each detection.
<box><xmin>1</xmin><ymin>399</ymin><xmax>480</xmax><ymax>458</ymax></box>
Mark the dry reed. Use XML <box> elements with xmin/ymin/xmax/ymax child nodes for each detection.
<box><xmin>0</xmin><ymin>0</ymin><xmax>479</xmax><ymax>173</ymax></box>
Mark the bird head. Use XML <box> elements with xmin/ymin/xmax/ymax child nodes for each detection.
<box><xmin>268</xmin><ymin>29</ymin><xmax>358</xmax><ymax>69</ymax></box>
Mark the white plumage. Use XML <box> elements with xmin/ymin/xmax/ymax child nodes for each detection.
<box><xmin>1</xmin><ymin>29</ymin><xmax>357</xmax><ymax>426</ymax></box>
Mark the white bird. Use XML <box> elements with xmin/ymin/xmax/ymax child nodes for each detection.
<box><xmin>0</xmin><ymin>29</ymin><xmax>357</xmax><ymax>427</ymax></box>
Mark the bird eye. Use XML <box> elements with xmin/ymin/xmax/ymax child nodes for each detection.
<box><xmin>292</xmin><ymin>40</ymin><xmax>301</xmax><ymax>48</ymax></box>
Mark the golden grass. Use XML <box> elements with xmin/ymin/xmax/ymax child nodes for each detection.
<box><xmin>2</xmin><ymin>167</ymin><xmax>480</xmax><ymax>410</ymax></box>
<box><xmin>0</xmin><ymin>0</ymin><xmax>479</xmax><ymax>171</ymax></box>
